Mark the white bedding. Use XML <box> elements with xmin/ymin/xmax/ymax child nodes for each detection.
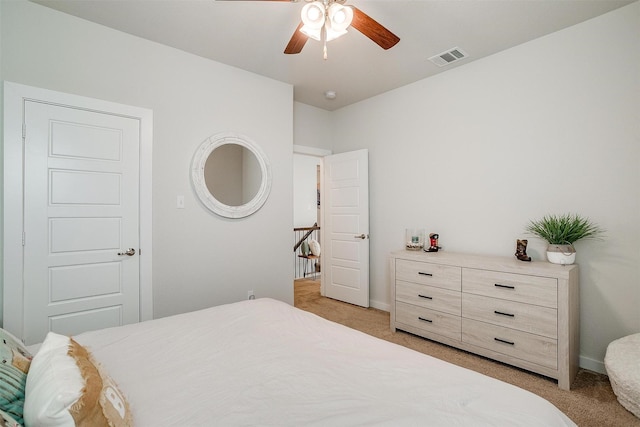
<box><xmin>66</xmin><ymin>298</ymin><xmax>575</xmax><ymax>426</ymax></box>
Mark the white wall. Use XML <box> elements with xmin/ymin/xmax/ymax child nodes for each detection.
<box><xmin>294</xmin><ymin>102</ymin><xmax>332</xmax><ymax>150</ymax></box>
<box><xmin>293</xmin><ymin>154</ymin><xmax>321</xmax><ymax>228</ymax></box>
<box><xmin>330</xmin><ymin>2</ymin><xmax>640</xmax><ymax>372</ymax></box>
<box><xmin>1</xmin><ymin>0</ymin><xmax>294</xmax><ymax>319</ymax></box>
<box><xmin>292</xmin><ymin>101</ymin><xmax>330</xmax><ymax>242</ymax></box>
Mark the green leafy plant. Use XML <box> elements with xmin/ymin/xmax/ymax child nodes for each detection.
<box><xmin>526</xmin><ymin>213</ymin><xmax>604</xmax><ymax>245</ymax></box>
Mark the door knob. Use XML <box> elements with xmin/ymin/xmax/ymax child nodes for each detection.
<box><xmin>118</xmin><ymin>248</ymin><xmax>136</xmax><ymax>256</ymax></box>
<box><xmin>354</xmin><ymin>234</ymin><xmax>369</xmax><ymax>239</ymax></box>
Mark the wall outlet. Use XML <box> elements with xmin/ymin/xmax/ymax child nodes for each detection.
<box><xmin>247</xmin><ymin>290</ymin><xmax>255</xmax><ymax>300</ymax></box>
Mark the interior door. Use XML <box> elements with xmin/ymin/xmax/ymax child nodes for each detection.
<box><xmin>323</xmin><ymin>149</ymin><xmax>370</xmax><ymax>307</ymax></box>
<box><xmin>22</xmin><ymin>100</ymin><xmax>141</xmax><ymax>345</ymax></box>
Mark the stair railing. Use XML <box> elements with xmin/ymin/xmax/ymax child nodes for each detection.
<box><xmin>293</xmin><ymin>223</ymin><xmax>320</xmax><ymax>279</ymax></box>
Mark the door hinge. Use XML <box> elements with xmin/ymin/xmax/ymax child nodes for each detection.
<box><xmin>22</xmin><ymin>232</ymin><xmax>26</xmax><ymax>246</ymax></box>
<box><xmin>22</xmin><ymin>123</ymin><xmax>26</xmax><ymax>139</ymax></box>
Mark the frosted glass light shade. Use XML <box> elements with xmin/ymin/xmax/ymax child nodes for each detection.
<box><xmin>301</xmin><ymin>2</ymin><xmax>325</xmax><ymax>29</ymax></box>
<box><xmin>300</xmin><ymin>1</ymin><xmax>352</xmax><ymax>43</ymax></box>
<box><xmin>300</xmin><ymin>25</ymin><xmax>322</xmax><ymax>41</ymax></box>
<box><xmin>327</xmin><ymin>3</ymin><xmax>353</xmax><ymax>32</ymax></box>
<box><xmin>325</xmin><ymin>27</ymin><xmax>348</xmax><ymax>42</ymax></box>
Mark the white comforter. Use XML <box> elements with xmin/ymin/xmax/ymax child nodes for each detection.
<box><xmin>71</xmin><ymin>298</ymin><xmax>576</xmax><ymax>426</ymax></box>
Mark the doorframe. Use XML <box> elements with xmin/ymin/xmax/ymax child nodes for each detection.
<box><xmin>292</xmin><ymin>145</ymin><xmax>330</xmax><ymax>296</ymax></box>
<box><xmin>2</xmin><ymin>81</ymin><xmax>154</xmax><ymax>338</ymax></box>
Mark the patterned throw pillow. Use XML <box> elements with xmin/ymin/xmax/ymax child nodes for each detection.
<box><xmin>0</xmin><ymin>328</ymin><xmax>32</xmax><ymax>426</ymax></box>
<box><xmin>0</xmin><ymin>408</ymin><xmax>23</xmax><ymax>427</ymax></box>
<box><xmin>24</xmin><ymin>332</ymin><xmax>132</xmax><ymax>427</ymax></box>
<box><xmin>67</xmin><ymin>338</ymin><xmax>132</xmax><ymax>426</ymax></box>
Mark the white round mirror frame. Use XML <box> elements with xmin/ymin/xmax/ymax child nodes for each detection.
<box><xmin>191</xmin><ymin>132</ymin><xmax>272</xmax><ymax>219</ymax></box>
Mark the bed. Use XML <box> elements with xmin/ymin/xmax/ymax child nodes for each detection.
<box><xmin>3</xmin><ymin>298</ymin><xmax>576</xmax><ymax>426</ymax></box>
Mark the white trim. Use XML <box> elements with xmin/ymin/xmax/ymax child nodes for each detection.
<box><xmin>138</xmin><ymin>101</ymin><xmax>154</xmax><ymax>322</ymax></box>
<box><xmin>318</xmin><ymin>158</ymin><xmax>325</xmax><ymax>297</ymax></box>
<box><xmin>579</xmin><ymin>355</ymin><xmax>606</xmax><ymax>374</ymax></box>
<box><xmin>3</xmin><ymin>82</ymin><xmax>25</xmax><ymax>335</ymax></box>
<box><xmin>293</xmin><ymin>144</ymin><xmax>332</xmax><ymax>157</ymax></box>
<box><xmin>2</xmin><ymin>81</ymin><xmax>153</xmax><ymax>339</ymax></box>
<box><xmin>370</xmin><ymin>300</ymin><xmax>390</xmax><ymax>312</ymax></box>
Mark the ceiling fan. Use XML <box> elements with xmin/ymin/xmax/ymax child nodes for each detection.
<box><xmin>223</xmin><ymin>0</ymin><xmax>399</xmax><ymax>59</ymax></box>
<box><xmin>283</xmin><ymin>0</ymin><xmax>400</xmax><ymax>58</ymax></box>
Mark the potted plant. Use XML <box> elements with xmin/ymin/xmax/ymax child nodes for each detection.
<box><xmin>525</xmin><ymin>213</ymin><xmax>603</xmax><ymax>265</ymax></box>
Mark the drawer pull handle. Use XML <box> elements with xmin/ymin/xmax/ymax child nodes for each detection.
<box><xmin>494</xmin><ymin>337</ymin><xmax>515</xmax><ymax>346</ymax></box>
<box><xmin>494</xmin><ymin>310</ymin><xmax>515</xmax><ymax>318</ymax></box>
<box><xmin>418</xmin><ymin>317</ymin><xmax>433</xmax><ymax>323</ymax></box>
<box><xmin>418</xmin><ymin>294</ymin><xmax>433</xmax><ymax>300</ymax></box>
<box><xmin>418</xmin><ymin>272</ymin><xmax>433</xmax><ymax>277</ymax></box>
<box><xmin>494</xmin><ymin>283</ymin><xmax>515</xmax><ymax>290</ymax></box>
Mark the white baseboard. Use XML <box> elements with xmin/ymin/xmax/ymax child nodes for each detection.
<box><xmin>370</xmin><ymin>299</ymin><xmax>390</xmax><ymax>312</ymax></box>
<box><xmin>580</xmin><ymin>355</ymin><xmax>607</xmax><ymax>374</ymax></box>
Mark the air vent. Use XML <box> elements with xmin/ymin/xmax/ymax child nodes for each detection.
<box><xmin>428</xmin><ymin>47</ymin><xmax>468</xmax><ymax>67</ymax></box>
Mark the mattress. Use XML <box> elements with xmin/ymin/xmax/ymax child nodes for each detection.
<box><xmin>66</xmin><ymin>298</ymin><xmax>575</xmax><ymax>426</ymax></box>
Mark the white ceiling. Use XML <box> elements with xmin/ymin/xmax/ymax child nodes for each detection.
<box><xmin>31</xmin><ymin>0</ymin><xmax>634</xmax><ymax>111</ymax></box>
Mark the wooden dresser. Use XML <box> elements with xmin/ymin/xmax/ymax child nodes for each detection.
<box><xmin>390</xmin><ymin>250</ymin><xmax>579</xmax><ymax>390</ymax></box>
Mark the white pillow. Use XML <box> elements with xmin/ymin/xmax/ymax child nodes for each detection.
<box><xmin>24</xmin><ymin>332</ymin><xmax>132</xmax><ymax>427</ymax></box>
<box><xmin>309</xmin><ymin>239</ymin><xmax>321</xmax><ymax>256</ymax></box>
<box><xmin>25</xmin><ymin>333</ymin><xmax>83</xmax><ymax>427</ymax></box>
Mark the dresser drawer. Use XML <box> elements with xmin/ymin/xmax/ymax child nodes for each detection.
<box><xmin>396</xmin><ymin>302</ymin><xmax>461</xmax><ymax>341</ymax></box>
<box><xmin>462</xmin><ymin>293</ymin><xmax>557</xmax><ymax>339</ymax></box>
<box><xmin>462</xmin><ymin>268</ymin><xmax>557</xmax><ymax>308</ymax></box>
<box><xmin>462</xmin><ymin>318</ymin><xmax>557</xmax><ymax>369</ymax></box>
<box><xmin>396</xmin><ymin>259</ymin><xmax>461</xmax><ymax>291</ymax></box>
<box><xmin>396</xmin><ymin>281</ymin><xmax>461</xmax><ymax>316</ymax></box>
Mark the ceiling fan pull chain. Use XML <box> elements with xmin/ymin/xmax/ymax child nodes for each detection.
<box><xmin>322</xmin><ymin>24</ymin><xmax>328</xmax><ymax>60</ymax></box>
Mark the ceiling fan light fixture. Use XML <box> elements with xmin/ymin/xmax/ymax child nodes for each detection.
<box><xmin>300</xmin><ymin>1</ymin><xmax>352</xmax><ymax>44</ymax></box>
<box><xmin>327</xmin><ymin>3</ymin><xmax>353</xmax><ymax>32</ymax></box>
<box><xmin>301</xmin><ymin>2</ymin><xmax>325</xmax><ymax>29</ymax></box>
<box><xmin>300</xmin><ymin>25</ymin><xmax>322</xmax><ymax>41</ymax></box>
<box><xmin>324</xmin><ymin>27</ymin><xmax>348</xmax><ymax>42</ymax></box>
<box><xmin>287</xmin><ymin>0</ymin><xmax>398</xmax><ymax>59</ymax></box>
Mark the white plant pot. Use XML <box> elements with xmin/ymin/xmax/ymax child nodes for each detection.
<box><xmin>546</xmin><ymin>244</ymin><xmax>576</xmax><ymax>265</ymax></box>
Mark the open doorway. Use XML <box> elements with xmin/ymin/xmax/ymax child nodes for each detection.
<box><xmin>293</xmin><ymin>148</ymin><xmax>370</xmax><ymax>308</ymax></box>
<box><xmin>293</xmin><ymin>148</ymin><xmax>328</xmax><ymax>300</ymax></box>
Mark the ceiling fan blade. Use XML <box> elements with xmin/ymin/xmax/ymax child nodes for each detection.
<box><xmin>350</xmin><ymin>6</ymin><xmax>400</xmax><ymax>50</ymax></box>
<box><xmin>284</xmin><ymin>21</ymin><xmax>309</xmax><ymax>54</ymax></box>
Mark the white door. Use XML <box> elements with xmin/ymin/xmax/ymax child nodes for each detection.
<box><xmin>22</xmin><ymin>100</ymin><xmax>141</xmax><ymax>345</ymax></box>
<box><xmin>323</xmin><ymin>149</ymin><xmax>370</xmax><ymax>307</ymax></box>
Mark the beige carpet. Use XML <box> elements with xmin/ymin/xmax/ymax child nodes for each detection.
<box><xmin>294</xmin><ymin>278</ymin><xmax>640</xmax><ymax>427</ymax></box>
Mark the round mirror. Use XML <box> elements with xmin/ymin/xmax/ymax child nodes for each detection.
<box><xmin>191</xmin><ymin>132</ymin><xmax>272</xmax><ymax>218</ymax></box>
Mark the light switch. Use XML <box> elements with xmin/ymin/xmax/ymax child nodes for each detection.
<box><xmin>177</xmin><ymin>195</ymin><xmax>185</xmax><ymax>209</ymax></box>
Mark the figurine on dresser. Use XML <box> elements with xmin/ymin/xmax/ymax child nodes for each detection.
<box><xmin>515</xmin><ymin>239</ymin><xmax>532</xmax><ymax>262</ymax></box>
<box><xmin>425</xmin><ymin>233</ymin><xmax>440</xmax><ymax>252</ymax></box>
